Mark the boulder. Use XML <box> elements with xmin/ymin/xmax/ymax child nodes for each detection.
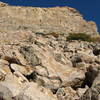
<box><xmin>0</xmin><ymin>84</ymin><xmax>13</xmax><ymax>100</ymax></box>
<box><xmin>14</xmin><ymin>82</ymin><xmax>57</xmax><ymax>100</ymax></box>
<box><xmin>19</xmin><ymin>46</ymin><xmax>41</xmax><ymax>66</ymax></box>
<box><xmin>0</xmin><ymin>74</ymin><xmax>28</xmax><ymax>97</ymax></box>
<box><xmin>11</xmin><ymin>64</ymin><xmax>35</xmax><ymax>76</ymax></box>
<box><xmin>0</xmin><ymin>59</ymin><xmax>11</xmax><ymax>74</ymax></box>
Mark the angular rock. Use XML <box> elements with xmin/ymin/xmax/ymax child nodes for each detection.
<box><xmin>0</xmin><ymin>59</ymin><xmax>11</xmax><ymax>74</ymax></box>
<box><xmin>11</xmin><ymin>64</ymin><xmax>35</xmax><ymax>75</ymax></box>
<box><xmin>36</xmin><ymin>65</ymin><xmax>49</xmax><ymax>77</ymax></box>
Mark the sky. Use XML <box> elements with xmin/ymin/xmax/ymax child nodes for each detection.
<box><xmin>0</xmin><ymin>0</ymin><xmax>100</xmax><ymax>33</ymax></box>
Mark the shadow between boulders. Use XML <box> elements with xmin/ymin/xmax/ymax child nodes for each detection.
<box><xmin>81</xmin><ymin>66</ymin><xmax>99</xmax><ymax>88</ymax></box>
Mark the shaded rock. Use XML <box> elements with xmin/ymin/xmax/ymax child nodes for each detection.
<box><xmin>93</xmin><ymin>44</ymin><xmax>100</xmax><ymax>56</ymax></box>
<box><xmin>81</xmin><ymin>71</ymin><xmax>100</xmax><ymax>100</ymax></box>
<box><xmin>82</xmin><ymin>65</ymin><xmax>99</xmax><ymax>88</ymax></box>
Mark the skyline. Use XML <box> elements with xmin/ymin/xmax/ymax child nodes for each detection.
<box><xmin>0</xmin><ymin>0</ymin><xmax>100</xmax><ymax>33</ymax></box>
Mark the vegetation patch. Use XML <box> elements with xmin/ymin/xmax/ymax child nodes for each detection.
<box><xmin>67</xmin><ymin>33</ymin><xmax>100</xmax><ymax>42</ymax></box>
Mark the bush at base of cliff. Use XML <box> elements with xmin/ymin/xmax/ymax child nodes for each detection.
<box><xmin>67</xmin><ymin>33</ymin><xmax>93</xmax><ymax>42</ymax></box>
<box><xmin>67</xmin><ymin>33</ymin><xmax>100</xmax><ymax>42</ymax></box>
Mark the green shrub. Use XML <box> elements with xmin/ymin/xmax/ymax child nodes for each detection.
<box><xmin>67</xmin><ymin>33</ymin><xmax>92</xmax><ymax>42</ymax></box>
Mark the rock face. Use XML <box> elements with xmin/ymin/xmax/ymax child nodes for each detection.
<box><xmin>0</xmin><ymin>2</ymin><xmax>100</xmax><ymax>100</ymax></box>
<box><xmin>0</xmin><ymin>2</ymin><xmax>98</xmax><ymax>36</ymax></box>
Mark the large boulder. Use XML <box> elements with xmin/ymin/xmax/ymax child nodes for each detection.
<box><xmin>0</xmin><ymin>84</ymin><xmax>13</xmax><ymax>100</ymax></box>
<box><xmin>14</xmin><ymin>82</ymin><xmax>57</xmax><ymax>100</ymax></box>
<box><xmin>0</xmin><ymin>73</ymin><xmax>28</xmax><ymax>97</ymax></box>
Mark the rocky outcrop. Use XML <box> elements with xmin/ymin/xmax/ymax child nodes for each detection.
<box><xmin>0</xmin><ymin>31</ymin><xmax>99</xmax><ymax>100</ymax></box>
<box><xmin>0</xmin><ymin>2</ymin><xmax>99</xmax><ymax>100</ymax></box>
<box><xmin>0</xmin><ymin>2</ymin><xmax>99</xmax><ymax>35</ymax></box>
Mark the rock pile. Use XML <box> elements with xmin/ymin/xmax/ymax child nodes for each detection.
<box><xmin>0</xmin><ymin>2</ymin><xmax>99</xmax><ymax>100</ymax></box>
<box><xmin>0</xmin><ymin>32</ymin><xmax>100</xmax><ymax>100</ymax></box>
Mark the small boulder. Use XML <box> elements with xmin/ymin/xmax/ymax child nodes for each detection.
<box><xmin>11</xmin><ymin>64</ymin><xmax>35</xmax><ymax>76</ymax></box>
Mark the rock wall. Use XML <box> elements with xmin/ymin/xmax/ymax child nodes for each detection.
<box><xmin>0</xmin><ymin>2</ymin><xmax>98</xmax><ymax>35</ymax></box>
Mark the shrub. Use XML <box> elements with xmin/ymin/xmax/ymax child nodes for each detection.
<box><xmin>67</xmin><ymin>33</ymin><xmax>92</xmax><ymax>42</ymax></box>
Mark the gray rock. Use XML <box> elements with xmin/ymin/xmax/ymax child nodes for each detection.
<box><xmin>19</xmin><ymin>46</ymin><xmax>41</xmax><ymax>66</ymax></box>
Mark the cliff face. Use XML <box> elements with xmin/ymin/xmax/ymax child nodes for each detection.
<box><xmin>0</xmin><ymin>2</ymin><xmax>98</xmax><ymax>35</ymax></box>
